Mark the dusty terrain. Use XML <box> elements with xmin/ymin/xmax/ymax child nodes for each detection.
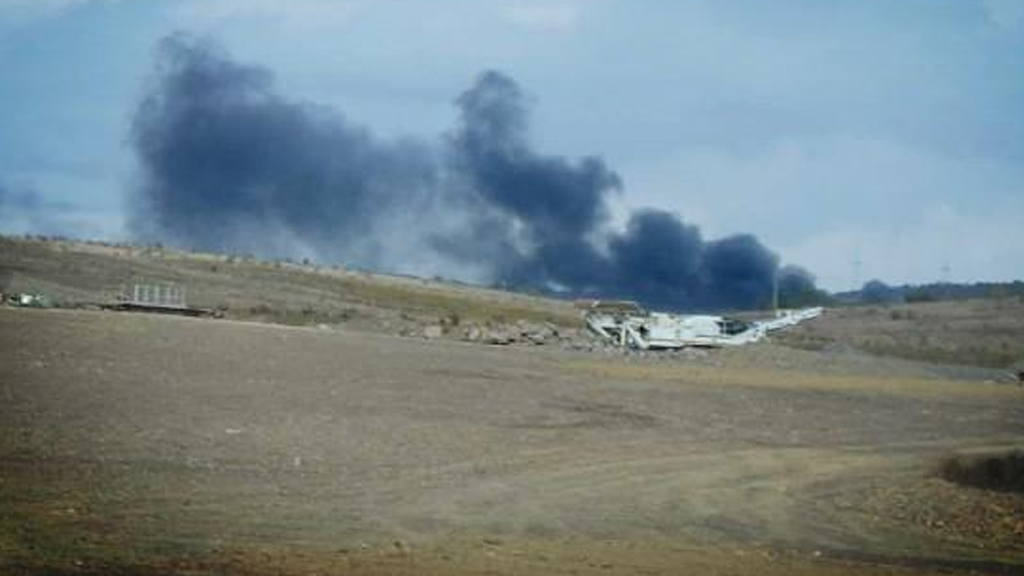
<box><xmin>6</xmin><ymin>235</ymin><xmax>1024</xmax><ymax>367</ymax></box>
<box><xmin>2</xmin><ymin>306</ymin><xmax>1023</xmax><ymax>575</ymax></box>
<box><xmin>0</xmin><ymin>236</ymin><xmax>580</xmax><ymax>335</ymax></box>
<box><xmin>776</xmin><ymin>298</ymin><xmax>1024</xmax><ymax>369</ymax></box>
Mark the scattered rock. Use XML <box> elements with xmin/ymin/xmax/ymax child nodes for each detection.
<box><xmin>485</xmin><ymin>330</ymin><xmax>513</xmax><ymax>345</ymax></box>
<box><xmin>423</xmin><ymin>325</ymin><xmax>444</xmax><ymax>339</ymax></box>
<box><xmin>543</xmin><ymin>322</ymin><xmax>560</xmax><ymax>337</ymax></box>
<box><xmin>463</xmin><ymin>325</ymin><xmax>483</xmax><ymax>342</ymax></box>
<box><xmin>523</xmin><ymin>331</ymin><xmax>547</xmax><ymax>345</ymax></box>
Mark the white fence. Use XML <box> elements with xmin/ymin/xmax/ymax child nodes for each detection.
<box><xmin>127</xmin><ymin>283</ymin><xmax>187</xmax><ymax>309</ymax></box>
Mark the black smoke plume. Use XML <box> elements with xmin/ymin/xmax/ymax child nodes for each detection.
<box><xmin>131</xmin><ymin>35</ymin><xmax>816</xmax><ymax>311</ymax></box>
<box><xmin>445</xmin><ymin>70</ymin><xmax>621</xmax><ymax>290</ymax></box>
<box><xmin>131</xmin><ymin>35</ymin><xmax>438</xmax><ymax>267</ymax></box>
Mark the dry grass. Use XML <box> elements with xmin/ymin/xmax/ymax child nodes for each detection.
<box><xmin>776</xmin><ymin>299</ymin><xmax>1024</xmax><ymax>369</ymax></box>
<box><xmin>0</xmin><ymin>236</ymin><xmax>582</xmax><ymax>329</ymax></box>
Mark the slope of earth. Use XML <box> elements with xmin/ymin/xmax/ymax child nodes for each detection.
<box><xmin>775</xmin><ymin>299</ymin><xmax>1024</xmax><ymax>370</ymax></box>
<box><xmin>1</xmin><ymin>307</ymin><xmax>1023</xmax><ymax>575</ymax></box>
<box><xmin>0</xmin><ymin>236</ymin><xmax>580</xmax><ymax>333</ymax></box>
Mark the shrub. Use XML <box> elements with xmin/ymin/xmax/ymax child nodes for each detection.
<box><xmin>938</xmin><ymin>452</ymin><xmax>1024</xmax><ymax>493</ymax></box>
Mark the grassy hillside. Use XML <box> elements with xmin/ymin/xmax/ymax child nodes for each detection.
<box><xmin>0</xmin><ymin>236</ymin><xmax>581</xmax><ymax>330</ymax></box>
<box><xmin>5</xmin><ymin>235</ymin><xmax>1023</xmax><ymax>370</ymax></box>
<box><xmin>776</xmin><ymin>298</ymin><xmax>1024</xmax><ymax>369</ymax></box>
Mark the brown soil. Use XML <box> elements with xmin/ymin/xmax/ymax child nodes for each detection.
<box><xmin>2</xmin><ymin>307</ymin><xmax>1023</xmax><ymax>575</ymax></box>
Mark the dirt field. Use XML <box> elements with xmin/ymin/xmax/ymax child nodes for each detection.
<box><xmin>2</xmin><ymin>307</ymin><xmax>1023</xmax><ymax>575</ymax></box>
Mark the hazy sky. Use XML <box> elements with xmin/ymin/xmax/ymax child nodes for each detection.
<box><xmin>1</xmin><ymin>0</ymin><xmax>1023</xmax><ymax>290</ymax></box>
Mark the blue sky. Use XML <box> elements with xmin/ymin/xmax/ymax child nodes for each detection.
<box><xmin>1</xmin><ymin>0</ymin><xmax>1023</xmax><ymax>290</ymax></box>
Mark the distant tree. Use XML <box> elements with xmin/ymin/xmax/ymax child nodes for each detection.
<box><xmin>988</xmin><ymin>285</ymin><xmax>1009</xmax><ymax>302</ymax></box>
<box><xmin>905</xmin><ymin>285</ymin><xmax>940</xmax><ymax>303</ymax></box>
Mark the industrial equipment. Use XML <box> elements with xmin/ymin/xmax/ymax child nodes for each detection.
<box><xmin>583</xmin><ymin>300</ymin><xmax>822</xmax><ymax>349</ymax></box>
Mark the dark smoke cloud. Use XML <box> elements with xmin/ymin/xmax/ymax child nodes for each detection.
<box><xmin>451</xmin><ymin>72</ymin><xmax>618</xmax><ymax>241</ymax></box>
<box><xmin>131</xmin><ymin>35</ymin><xmax>815</xmax><ymax>311</ymax></box>
<box><xmin>445</xmin><ymin>70</ymin><xmax>621</xmax><ymax>289</ymax></box>
<box><xmin>700</xmin><ymin>235</ymin><xmax>778</xmax><ymax>309</ymax></box>
<box><xmin>445</xmin><ymin>73</ymin><xmax>781</xmax><ymax>309</ymax></box>
<box><xmin>776</xmin><ymin>265</ymin><xmax>828</xmax><ymax>307</ymax></box>
<box><xmin>608</xmin><ymin>210</ymin><xmax>704</xmax><ymax>309</ymax></box>
<box><xmin>131</xmin><ymin>35</ymin><xmax>438</xmax><ymax>266</ymax></box>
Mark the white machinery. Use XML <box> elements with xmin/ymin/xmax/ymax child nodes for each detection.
<box><xmin>582</xmin><ymin>300</ymin><xmax>822</xmax><ymax>349</ymax></box>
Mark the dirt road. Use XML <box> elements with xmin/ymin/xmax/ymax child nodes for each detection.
<box><xmin>1</xmin><ymin>307</ymin><xmax>1022</xmax><ymax>575</ymax></box>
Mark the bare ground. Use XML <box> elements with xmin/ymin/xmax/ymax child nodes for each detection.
<box><xmin>2</xmin><ymin>307</ymin><xmax>1023</xmax><ymax>575</ymax></box>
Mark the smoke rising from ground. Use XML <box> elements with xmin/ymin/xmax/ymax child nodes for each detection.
<box><xmin>131</xmin><ymin>35</ymin><xmax>815</xmax><ymax>310</ymax></box>
<box><xmin>131</xmin><ymin>35</ymin><xmax>438</xmax><ymax>269</ymax></box>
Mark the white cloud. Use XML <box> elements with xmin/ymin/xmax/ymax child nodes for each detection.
<box><xmin>502</xmin><ymin>0</ymin><xmax>583</xmax><ymax>32</ymax></box>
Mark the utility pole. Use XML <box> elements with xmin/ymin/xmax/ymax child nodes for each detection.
<box><xmin>772</xmin><ymin>267</ymin><xmax>780</xmax><ymax>314</ymax></box>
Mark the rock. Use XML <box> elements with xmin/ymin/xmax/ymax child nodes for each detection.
<box><xmin>543</xmin><ymin>322</ymin><xmax>560</xmax><ymax>337</ymax></box>
<box><xmin>485</xmin><ymin>330</ymin><xmax>513</xmax><ymax>345</ymax></box>
<box><xmin>681</xmin><ymin>348</ymin><xmax>710</xmax><ymax>360</ymax></box>
<box><xmin>423</xmin><ymin>325</ymin><xmax>444</xmax><ymax>339</ymax></box>
<box><xmin>515</xmin><ymin>321</ymin><xmax>559</xmax><ymax>345</ymax></box>
<box><xmin>464</xmin><ymin>325</ymin><xmax>483</xmax><ymax>342</ymax></box>
<box><xmin>523</xmin><ymin>331</ymin><xmax>547</xmax><ymax>345</ymax></box>
<box><xmin>1002</xmin><ymin>360</ymin><xmax>1024</xmax><ymax>385</ymax></box>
